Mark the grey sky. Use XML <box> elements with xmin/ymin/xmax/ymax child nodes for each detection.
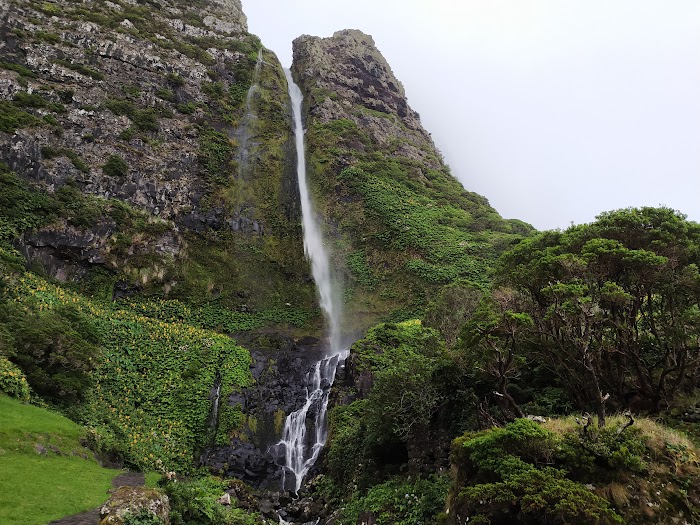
<box><xmin>242</xmin><ymin>1</ymin><xmax>700</xmax><ymax>230</ymax></box>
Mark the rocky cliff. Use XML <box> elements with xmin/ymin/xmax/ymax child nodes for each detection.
<box><xmin>291</xmin><ymin>30</ymin><xmax>532</xmax><ymax>330</ymax></box>
<box><xmin>0</xmin><ymin>0</ymin><xmax>316</xmax><ymax>323</ymax></box>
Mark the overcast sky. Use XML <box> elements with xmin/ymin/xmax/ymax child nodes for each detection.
<box><xmin>242</xmin><ymin>1</ymin><xmax>700</xmax><ymax>230</ymax></box>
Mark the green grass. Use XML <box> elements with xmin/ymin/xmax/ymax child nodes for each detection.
<box><xmin>0</xmin><ymin>395</ymin><xmax>119</xmax><ymax>525</ymax></box>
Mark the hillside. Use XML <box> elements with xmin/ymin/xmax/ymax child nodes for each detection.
<box><xmin>0</xmin><ymin>0</ymin><xmax>317</xmax><ymax>330</ymax></box>
<box><xmin>292</xmin><ymin>30</ymin><xmax>532</xmax><ymax>328</ymax></box>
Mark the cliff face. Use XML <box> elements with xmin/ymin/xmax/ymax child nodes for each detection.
<box><xmin>292</xmin><ymin>30</ymin><xmax>435</xmax><ymax>168</ymax></box>
<box><xmin>0</xmin><ymin>0</ymin><xmax>316</xmax><ymax>318</ymax></box>
<box><xmin>292</xmin><ymin>30</ymin><xmax>532</xmax><ymax>328</ymax></box>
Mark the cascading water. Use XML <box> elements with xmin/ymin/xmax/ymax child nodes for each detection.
<box><xmin>237</xmin><ymin>48</ymin><xmax>264</xmax><ymax>177</ymax></box>
<box><xmin>278</xmin><ymin>69</ymin><xmax>348</xmax><ymax>494</ymax></box>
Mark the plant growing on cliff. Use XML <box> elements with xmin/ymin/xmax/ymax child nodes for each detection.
<box><xmin>198</xmin><ymin>128</ymin><xmax>235</xmax><ymax>185</ymax></box>
<box><xmin>103</xmin><ymin>154</ymin><xmax>129</xmax><ymax>178</ymax></box>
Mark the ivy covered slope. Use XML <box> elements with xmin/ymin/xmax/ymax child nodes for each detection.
<box><xmin>0</xmin><ymin>246</ymin><xmax>251</xmax><ymax>474</ymax></box>
<box><xmin>291</xmin><ymin>30</ymin><xmax>533</xmax><ymax>327</ymax></box>
<box><xmin>0</xmin><ymin>0</ymin><xmax>317</xmax><ymax>330</ymax></box>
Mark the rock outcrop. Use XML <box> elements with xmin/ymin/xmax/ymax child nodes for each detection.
<box><xmin>293</xmin><ymin>29</ymin><xmax>436</xmax><ymax>168</ymax></box>
<box><xmin>99</xmin><ymin>486</ymin><xmax>169</xmax><ymax>525</ymax></box>
<box><xmin>202</xmin><ymin>334</ymin><xmax>337</xmax><ymax>490</ymax></box>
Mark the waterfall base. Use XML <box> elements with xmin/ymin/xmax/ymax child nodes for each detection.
<box><xmin>199</xmin><ymin>334</ymin><xmax>345</xmax><ymax>490</ymax></box>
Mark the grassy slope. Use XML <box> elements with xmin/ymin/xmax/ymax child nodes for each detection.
<box><xmin>300</xmin><ymin>103</ymin><xmax>533</xmax><ymax>329</ymax></box>
<box><xmin>0</xmin><ymin>395</ymin><xmax>119</xmax><ymax>525</ymax></box>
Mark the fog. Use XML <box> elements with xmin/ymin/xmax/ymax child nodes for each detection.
<box><xmin>242</xmin><ymin>1</ymin><xmax>700</xmax><ymax>230</ymax></box>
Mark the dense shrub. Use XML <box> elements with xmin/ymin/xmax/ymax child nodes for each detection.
<box><xmin>446</xmin><ymin>417</ymin><xmax>700</xmax><ymax>525</ymax></box>
<box><xmin>103</xmin><ymin>154</ymin><xmax>129</xmax><ymax>177</ymax></box>
<box><xmin>162</xmin><ymin>476</ymin><xmax>263</xmax><ymax>525</ymax></box>
<box><xmin>1</xmin><ymin>302</ymin><xmax>100</xmax><ymax>405</ymax></box>
<box><xmin>339</xmin><ymin>475</ymin><xmax>450</xmax><ymax>525</ymax></box>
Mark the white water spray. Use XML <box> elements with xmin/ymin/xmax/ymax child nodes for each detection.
<box><xmin>278</xmin><ymin>69</ymin><xmax>347</xmax><ymax>493</ymax></box>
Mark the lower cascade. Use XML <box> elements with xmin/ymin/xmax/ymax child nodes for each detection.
<box><xmin>279</xmin><ymin>69</ymin><xmax>347</xmax><ymax>494</ymax></box>
<box><xmin>278</xmin><ymin>349</ymin><xmax>349</xmax><ymax>493</ymax></box>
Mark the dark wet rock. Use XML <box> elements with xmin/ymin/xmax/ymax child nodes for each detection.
<box><xmin>202</xmin><ymin>335</ymin><xmax>344</xmax><ymax>489</ymax></box>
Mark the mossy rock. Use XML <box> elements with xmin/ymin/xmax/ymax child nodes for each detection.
<box><xmin>99</xmin><ymin>486</ymin><xmax>169</xmax><ymax>525</ymax></box>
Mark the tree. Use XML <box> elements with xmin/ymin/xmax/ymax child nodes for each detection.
<box><xmin>496</xmin><ymin>207</ymin><xmax>700</xmax><ymax>424</ymax></box>
<box><xmin>424</xmin><ymin>279</ymin><xmax>483</xmax><ymax>348</ymax></box>
<box><xmin>460</xmin><ymin>288</ymin><xmax>530</xmax><ymax>420</ymax></box>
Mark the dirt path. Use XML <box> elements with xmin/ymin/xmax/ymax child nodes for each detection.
<box><xmin>47</xmin><ymin>471</ymin><xmax>145</xmax><ymax>525</ymax></box>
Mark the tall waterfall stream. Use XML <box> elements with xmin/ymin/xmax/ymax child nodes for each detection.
<box><xmin>278</xmin><ymin>69</ymin><xmax>349</xmax><ymax>495</ymax></box>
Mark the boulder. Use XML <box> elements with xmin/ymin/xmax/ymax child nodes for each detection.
<box><xmin>99</xmin><ymin>486</ymin><xmax>169</xmax><ymax>525</ymax></box>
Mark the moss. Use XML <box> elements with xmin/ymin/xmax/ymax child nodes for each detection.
<box><xmin>197</xmin><ymin>128</ymin><xmax>235</xmax><ymax>185</ymax></box>
<box><xmin>273</xmin><ymin>409</ymin><xmax>286</xmax><ymax>436</ymax></box>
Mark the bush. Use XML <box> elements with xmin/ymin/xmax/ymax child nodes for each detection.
<box><xmin>339</xmin><ymin>475</ymin><xmax>450</xmax><ymax>525</ymax></box>
<box><xmin>449</xmin><ymin>419</ymin><xmax>624</xmax><ymax>524</ymax></box>
<box><xmin>103</xmin><ymin>154</ymin><xmax>129</xmax><ymax>177</ymax></box>
<box><xmin>161</xmin><ymin>476</ymin><xmax>263</xmax><ymax>525</ymax></box>
<box><xmin>5</xmin><ymin>305</ymin><xmax>100</xmax><ymax>405</ymax></box>
<box><xmin>124</xmin><ymin>509</ymin><xmax>165</xmax><ymax>525</ymax></box>
<box><xmin>0</xmin><ymin>356</ymin><xmax>31</xmax><ymax>401</ymax></box>
<box><xmin>0</xmin><ymin>101</ymin><xmax>40</xmax><ymax>133</ymax></box>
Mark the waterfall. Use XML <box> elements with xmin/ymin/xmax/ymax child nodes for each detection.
<box><xmin>285</xmin><ymin>69</ymin><xmax>342</xmax><ymax>354</ymax></box>
<box><xmin>238</xmin><ymin>48</ymin><xmax>265</xmax><ymax>177</ymax></box>
<box><xmin>278</xmin><ymin>69</ymin><xmax>347</xmax><ymax>493</ymax></box>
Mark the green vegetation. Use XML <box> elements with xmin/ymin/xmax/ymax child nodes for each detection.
<box><xmin>103</xmin><ymin>154</ymin><xmax>129</xmax><ymax>177</ymax></box>
<box><xmin>160</xmin><ymin>475</ymin><xmax>264</xmax><ymax>525</ymax></box>
<box><xmin>2</xmin><ymin>270</ymin><xmax>252</xmax><ymax>472</ymax></box>
<box><xmin>462</xmin><ymin>207</ymin><xmax>700</xmax><ymax>425</ymax></box>
<box><xmin>54</xmin><ymin>58</ymin><xmax>104</xmax><ymax>80</ymax></box>
<box><xmin>321</xmin><ymin>321</ymin><xmax>470</xmax><ymax>506</ymax></box>
<box><xmin>0</xmin><ymin>395</ymin><xmax>119</xmax><ymax>525</ymax></box>
<box><xmin>41</xmin><ymin>146</ymin><xmax>90</xmax><ymax>173</ymax></box>
<box><xmin>0</xmin><ymin>356</ymin><xmax>31</xmax><ymax>401</ymax></box>
<box><xmin>0</xmin><ymin>60</ymin><xmax>37</xmax><ymax>78</ymax></box>
<box><xmin>198</xmin><ymin>127</ymin><xmax>235</xmax><ymax>185</ymax></box>
<box><xmin>120</xmin><ymin>297</ymin><xmax>311</xmax><ymax>333</ymax></box>
<box><xmin>304</xmin><ymin>114</ymin><xmax>532</xmax><ymax>325</ymax></box>
<box><xmin>447</xmin><ymin>417</ymin><xmax>700</xmax><ymax>524</ymax></box>
<box><xmin>339</xmin><ymin>475</ymin><xmax>450</xmax><ymax>525</ymax></box>
<box><xmin>103</xmin><ymin>98</ymin><xmax>161</xmax><ymax>132</ymax></box>
<box><xmin>0</xmin><ymin>100</ymin><xmax>41</xmax><ymax>133</ymax></box>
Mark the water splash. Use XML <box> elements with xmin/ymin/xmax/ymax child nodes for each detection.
<box><xmin>278</xmin><ymin>69</ymin><xmax>346</xmax><ymax>493</ymax></box>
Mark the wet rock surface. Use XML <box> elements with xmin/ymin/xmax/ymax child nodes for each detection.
<box><xmin>202</xmin><ymin>334</ymin><xmax>335</xmax><ymax>490</ymax></box>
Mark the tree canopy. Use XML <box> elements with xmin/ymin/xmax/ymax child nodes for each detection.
<box><xmin>467</xmin><ymin>207</ymin><xmax>700</xmax><ymax>424</ymax></box>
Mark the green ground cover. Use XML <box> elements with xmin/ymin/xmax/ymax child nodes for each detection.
<box><xmin>3</xmin><ymin>271</ymin><xmax>253</xmax><ymax>472</ymax></box>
